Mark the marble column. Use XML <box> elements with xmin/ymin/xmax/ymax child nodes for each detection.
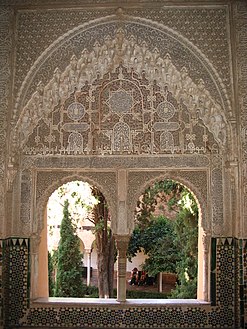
<box><xmin>202</xmin><ymin>232</ymin><xmax>210</xmax><ymax>301</ymax></box>
<box><xmin>115</xmin><ymin>235</ymin><xmax>130</xmax><ymax>302</ymax></box>
<box><xmin>85</xmin><ymin>248</ymin><xmax>91</xmax><ymax>286</ymax></box>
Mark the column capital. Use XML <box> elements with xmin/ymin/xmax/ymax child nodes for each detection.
<box><xmin>114</xmin><ymin>234</ymin><xmax>130</xmax><ymax>302</ymax></box>
<box><xmin>114</xmin><ymin>234</ymin><xmax>130</xmax><ymax>257</ymax></box>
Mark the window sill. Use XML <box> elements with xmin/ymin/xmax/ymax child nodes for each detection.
<box><xmin>32</xmin><ymin>297</ymin><xmax>210</xmax><ymax>308</ymax></box>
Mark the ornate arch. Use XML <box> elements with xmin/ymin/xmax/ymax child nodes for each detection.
<box><xmin>127</xmin><ymin>171</ymin><xmax>208</xmax><ymax>233</ymax></box>
<box><xmin>34</xmin><ymin>173</ymin><xmax>117</xmax><ymax>244</ymax></box>
<box><xmin>11</xmin><ymin>13</ymin><xmax>231</xmax><ymax>160</ymax></box>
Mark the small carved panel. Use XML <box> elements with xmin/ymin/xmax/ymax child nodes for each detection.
<box><xmin>20</xmin><ymin>171</ymin><xmax>31</xmax><ymax>224</ymax></box>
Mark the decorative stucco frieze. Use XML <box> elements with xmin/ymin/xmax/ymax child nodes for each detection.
<box><xmin>21</xmin><ymin>154</ymin><xmax>210</xmax><ymax>170</ymax></box>
<box><xmin>235</xmin><ymin>2</ymin><xmax>247</xmax><ymax>237</ymax></box>
<box><xmin>130</xmin><ymin>6</ymin><xmax>231</xmax><ymax>98</ymax></box>
<box><xmin>0</xmin><ymin>6</ymin><xmax>13</xmax><ymax>235</ymax></box>
<box><xmin>14</xmin><ymin>8</ymin><xmax>115</xmax><ymax>100</ymax></box>
<box><xmin>211</xmin><ymin>167</ymin><xmax>224</xmax><ymax>236</ymax></box>
<box><xmin>3</xmin><ymin>0</ymin><xmax>234</xmax><ymax>243</ymax></box>
<box><xmin>20</xmin><ymin>170</ymin><xmax>32</xmax><ymax>226</ymax></box>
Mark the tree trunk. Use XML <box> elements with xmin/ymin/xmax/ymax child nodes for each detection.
<box><xmin>92</xmin><ymin>187</ymin><xmax>115</xmax><ymax>298</ymax></box>
<box><xmin>107</xmin><ymin>232</ymin><xmax>115</xmax><ymax>297</ymax></box>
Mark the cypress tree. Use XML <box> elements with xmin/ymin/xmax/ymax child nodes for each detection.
<box><xmin>54</xmin><ymin>199</ymin><xmax>85</xmax><ymax>297</ymax></box>
<box><xmin>48</xmin><ymin>251</ymin><xmax>55</xmax><ymax>296</ymax></box>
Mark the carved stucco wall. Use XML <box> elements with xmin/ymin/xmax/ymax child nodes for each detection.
<box><xmin>234</xmin><ymin>2</ymin><xmax>247</xmax><ymax>325</ymax></box>
<box><xmin>235</xmin><ymin>2</ymin><xmax>247</xmax><ymax>237</ymax></box>
<box><xmin>1</xmin><ymin>1</ymin><xmax>247</xmax><ymax>328</ymax></box>
<box><xmin>0</xmin><ymin>1</ymin><xmax>241</xmax><ymax>238</ymax></box>
<box><xmin>0</xmin><ymin>7</ymin><xmax>13</xmax><ymax>237</ymax></box>
<box><xmin>1</xmin><ymin>1</ymin><xmax>237</xmax><ymax>243</ymax></box>
<box><xmin>9</xmin><ymin>4</ymin><xmax>233</xmax><ymax>155</ymax></box>
<box><xmin>13</xmin><ymin>15</ymin><xmax>230</xmax><ymax>153</ymax></box>
<box><xmin>13</xmin><ymin>4</ymin><xmax>232</xmax><ymax>108</ymax></box>
<box><xmin>0</xmin><ymin>6</ymin><xmax>13</xmax><ymax>329</ymax></box>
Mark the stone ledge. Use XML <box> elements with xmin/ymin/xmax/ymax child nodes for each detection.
<box><xmin>32</xmin><ymin>297</ymin><xmax>211</xmax><ymax>308</ymax></box>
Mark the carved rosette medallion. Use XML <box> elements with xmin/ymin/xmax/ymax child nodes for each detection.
<box><xmin>108</xmin><ymin>89</ymin><xmax>133</xmax><ymax>115</ymax></box>
<box><xmin>156</xmin><ymin>101</ymin><xmax>175</xmax><ymax>120</ymax></box>
<box><xmin>67</xmin><ymin>102</ymin><xmax>85</xmax><ymax>120</ymax></box>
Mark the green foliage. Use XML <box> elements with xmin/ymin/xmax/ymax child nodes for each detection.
<box><xmin>48</xmin><ymin>251</ymin><xmax>55</xmax><ymax>297</ymax></box>
<box><xmin>84</xmin><ymin>285</ymin><xmax>99</xmax><ymax>298</ymax></box>
<box><xmin>128</xmin><ymin>216</ymin><xmax>179</xmax><ymax>276</ymax></box>
<box><xmin>54</xmin><ymin>199</ymin><xmax>87</xmax><ymax>297</ymax></box>
<box><xmin>170</xmin><ymin>197</ymin><xmax>198</xmax><ymax>299</ymax></box>
<box><xmin>135</xmin><ymin>180</ymin><xmax>181</xmax><ymax>227</ymax></box>
<box><xmin>83</xmin><ymin>286</ymin><xmax>169</xmax><ymax>299</ymax></box>
<box><xmin>51</xmin><ymin>249</ymin><xmax>58</xmax><ymax>268</ymax></box>
<box><xmin>128</xmin><ymin>179</ymin><xmax>198</xmax><ymax>299</ymax></box>
<box><xmin>91</xmin><ymin>187</ymin><xmax>116</xmax><ymax>298</ymax></box>
<box><xmin>125</xmin><ymin>289</ymin><xmax>169</xmax><ymax>299</ymax></box>
<box><xmin>51</xmin><ymin>181</ymin><xmax>115</xmax><ymax>299</ymax></box>
<box><xmin>93</xmin><ymin>218</ymin><xmax>105</xmax><ymax>233</ymax></box>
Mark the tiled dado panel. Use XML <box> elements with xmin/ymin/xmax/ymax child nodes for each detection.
<box><xmin>3</xmin><ymin>238</ymin><xmax>30</xmax><ymax>328</ymax></box>
<box><xmin>2</xmin><ymin>237</ymin><xmax>240</xmax><ymax>328</ymax></box>
<box><xmin>0</xmin><ymin>240</ymin><xmax>3</xmax><ymax>328</ymax></box>
<box><xmin>240</xmin><ymin>239</ymin><xmax>247</xmax><ymax>329</ymax></box>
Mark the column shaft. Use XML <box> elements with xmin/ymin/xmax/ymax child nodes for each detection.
<box><xmin>115</xmin><ymin>235</ymin><xmax>130</xmax><ymax>302</ymax></box>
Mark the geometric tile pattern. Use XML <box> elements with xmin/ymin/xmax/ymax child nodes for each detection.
<box><xmin>241</xmin><ymin>239</ymin><xmax>247</xmax><ymax>329</ymax></box>
<box><xmin>2</xmin><ymin>237</ymin><xmax>242</xmax><ymax>328</ymax></box>
<box><xmin>210</xmin><ymin>238</ymin><xmax>217</xmax><ymax>307</ymax></box>
<box><xmin>0</xmin><ymin>240</ymin><xmax>2</xmax><ymax>328</ymax></box>
<box><xmin>25</xmin><ymin>306</ymin><xmax>209</xmax><ymax>328</ymax></box>
<box><xmin>3</xmin><ymin>238</ymin><xmax>29</xmax><ymax>327</ymax></box>
<box><xmin>216</xmin><ymin>238</ymin><xmax>236</xmax><ymax>305</ymax></box>
<box><xmin>208</xmin><ymin>238</ymin><xmax>236</xmax><ymax>328</ymax></box>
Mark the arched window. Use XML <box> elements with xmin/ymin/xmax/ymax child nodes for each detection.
<box><xmin>127</xmin><ymin>179</ymin><xmax>204</xmax><ymax>299</ymax></box>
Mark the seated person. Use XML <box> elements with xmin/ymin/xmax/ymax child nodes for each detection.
<box><xmin>129</xmin><ymin>267</ymin><xmax>139</xmax><ymax>285</ymax></box>
<box><xmin>138</xmin><ymin>270</ymin><xmax>147</xmax><ymax>286</ymax></box>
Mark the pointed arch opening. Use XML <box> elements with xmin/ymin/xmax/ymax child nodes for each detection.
<box><xmin>127</xmin><ymin>177</ymin><xmax>209</xmax><ymax>301</ymax></box>
<box><xmin>36</xmin><ymin>180</ymin><xmax>116</xmax><ymax>300</ymax></box>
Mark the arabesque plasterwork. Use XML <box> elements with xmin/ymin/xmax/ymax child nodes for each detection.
<box><xmin>236</xmin><ymin>2</ymin><xmax>247</xmax><ymax>237</ymax></box>
<box><xmin>14</xmin><ymin>14</ymin><xmax>231</xmax><ymax>119</ymax></box>
<box><xmin>0</xmin><ymin>2</ymin><xmax>240</xmax><ymax>241</ymax></box>
<box><xmin>6</xmin><ymin>6</ymin><xmax>233</xmax><ymax>240</ymax></box>
<box><xmin>13</xmin><ymin>5</ymin><xmax>231</xmax><ymax>105</ymax></box>
<box><xmin>0</xmin><ymin>6</ymin><xmax>13</xmax><ymax>236</ymax></box>
<box><xmin>13</xmin><ymin>26</ymin><xmax>228</xmax><ymax>159</ymax></box>
<box><xmin>2</xmin><ymin>1</ymin><xmax>247</xmax><ymax>327</ymax></box>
